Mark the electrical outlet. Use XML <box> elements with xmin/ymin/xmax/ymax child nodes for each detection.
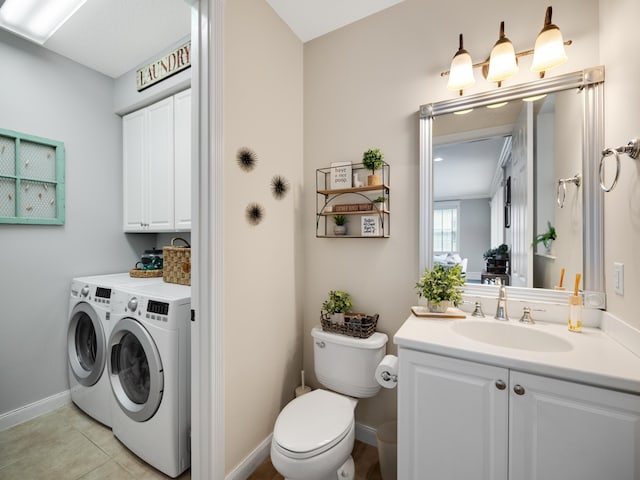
<box><xmin>614</xmin><ymin>262</ymin><xmax>624</xmax><ymax>296</ymax></box>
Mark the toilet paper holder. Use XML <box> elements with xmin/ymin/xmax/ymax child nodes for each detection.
<box><xmin>380</xmin><ymin>370</ymin><xmax>397</xmax><ymax>383</ymax></box>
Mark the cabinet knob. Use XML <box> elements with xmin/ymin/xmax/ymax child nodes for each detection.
<box><xmin>495</xmin><ymin>380</ymin><xmax>506</xmax><ymax>390</ymax></box>
<box><xmin>513</xmin><ymin>384</ymin><xmax>526</xmax><ymax>395</ymax></box>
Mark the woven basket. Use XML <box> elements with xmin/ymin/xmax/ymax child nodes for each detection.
<box><xmin>320</xmin><ymin>312</ymin><xmax>379</xmax><ymax>338</ymax></box>
<box><xmin>129</xmin><ymin>268</ymin><xmax>163</xmax><ymax>278</ymax></box>
<box><xmin>163</xmin><ymin>237</ymin><xmax>191</xmax><ymax>286</ymax></box>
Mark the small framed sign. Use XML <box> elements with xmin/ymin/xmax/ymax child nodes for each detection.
<box><xmin>361</xmin><ymin>215</ymin><xmax>379</xmax><ymax>236</ymax></box>
<box><xmin>330</xmin><ymin>162</ymin><xmax>352</xmax><ymax>190</ymax></box>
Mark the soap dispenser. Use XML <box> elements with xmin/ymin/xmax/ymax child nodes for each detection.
<box><xmin>568</xmin><ymin>273</ymin><xmax>583</xmax><ymax>332</ymax></box>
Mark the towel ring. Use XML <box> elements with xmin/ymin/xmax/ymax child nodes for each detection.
<box><xmin>557</xmin><ymin>174</ymin><xmax>581</xmax><ymax>208</ymax></box>
<box><xmin>599</xmin><ymin>138</ymin><xmax>639</xmax><ymax>192</ymax></box>
<box><xmin>600</xmin><ymin>148</ymin><xmax>621</xmax><ymax>192</ymax></box>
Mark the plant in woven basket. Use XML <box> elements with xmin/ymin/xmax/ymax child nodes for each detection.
<box><xmin>415</xmin><ymin>263</ymin><xmax>464</xmax><ymax>313</ymax></box>
<box><xmin>321</xmin><ymin>290</ymin><xmax>352</xmax><ymax>323</ymax></box>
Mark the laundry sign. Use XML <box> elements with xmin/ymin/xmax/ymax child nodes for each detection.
<box><xmin>136</xmin><ymin>41</ymin><xmax>191</xmax><ymax>91</ymax></box>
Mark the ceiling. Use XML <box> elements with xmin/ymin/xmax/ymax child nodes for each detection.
<box><xmin>0</xmin><ymin>0</ymin><xmax>405</xmax><ymax>79</ymax></box>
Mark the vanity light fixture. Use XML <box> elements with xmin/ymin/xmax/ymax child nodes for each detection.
<box><xmin>446</xmin><ymin>34</ymin><xmax>476</xmax><ymax>95</ymax></box>
<box><xmin>531</xmin><ymin>6</ymin><xmax>568</xmax><ymax>75</ymax></box>
<box><xmin>440</xmin><ymin>5</ymin><xmax>571</xmax><ymax>95</ymax></box>
<box><xmin>0</xmin><ymin>0</ymin><xmax>87</xmax><ymax>44</ymax></box>
<box><xmin>486</xmin><ymin>22</ymin><xmax>519</xmax><ymax>86</ymax></box>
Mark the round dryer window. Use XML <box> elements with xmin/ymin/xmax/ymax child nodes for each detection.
<box><xmin>67</xmin><ymin>303</ymin><xmax>106</xmax><ymax>387</ymax></box>
<box><xmin>108</xmin><ymin>317</ymin><xmax>164</xmax><ymax>422</ymax></box>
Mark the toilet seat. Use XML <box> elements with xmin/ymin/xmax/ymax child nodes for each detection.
<box><xmin>273</xmin><ymin>389</ymin><xmax>356</xmax><ymax>460</ymax></box>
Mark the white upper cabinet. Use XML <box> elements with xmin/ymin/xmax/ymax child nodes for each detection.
<box><xmin>173</xmin><ymin>89</ymin><xmax>191</xmax><ymax>231</ymax></box>
<box><xmin>122</xmin><ymin>89</ymin><xmax>191</xmax><ymax>232</ymax></box>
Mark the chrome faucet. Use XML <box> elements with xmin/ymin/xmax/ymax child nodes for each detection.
<box><xmin>520</xmin><ymin>306</ymin><xmax>535</xmax><ymax>324</ymax></box>
<box><xmin>494</xmin><ymin>278</ymin><xmax>509</xmax><ymax>321</ymax></box>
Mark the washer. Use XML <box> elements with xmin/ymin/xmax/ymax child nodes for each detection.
<box><xmin>107</xmin><ymin>282</ymin><xmax>191</xmax><ymax>478</ymax></box>
<box><xmin>67</xmin><ymin>273</ymin><xmax>162</xmax><ymax>427</ymax></box>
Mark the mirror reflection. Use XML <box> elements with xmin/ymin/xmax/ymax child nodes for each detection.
<box><xmin>432</xmin><ymin>89</ymin><xmax>583</xmax><ymax>290</ymax></box>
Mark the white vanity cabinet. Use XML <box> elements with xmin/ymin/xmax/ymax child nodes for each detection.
<box><xmin>398</xmin><ymin>348</ymin><xmax>640</xmax><ymax>480</ymax></box>
<box><xmin>122</xmin><ymin>89</ymin><xmax>191</xmax><ymax>232</ymax></box>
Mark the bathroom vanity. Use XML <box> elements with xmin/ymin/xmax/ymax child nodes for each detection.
<box><xmin>394</xmin><ymin>314</ymin><xmax>640</xmax><ymax>480</ymax></box>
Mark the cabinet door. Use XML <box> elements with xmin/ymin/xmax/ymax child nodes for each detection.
<box><xmin>173</xmin><ymin>89</ymin><xmax>191</xmax><ymax>231</ymax></box>
<box><xmin>123</xmin><ymin>109</ymin><xmax>146</xmax><ymax>231</ymax></box>
<box><xmin>145</xmin><ymin>96</ymin><xmax>174</xmax><ymax>232</ymax></box>
<box><xmin>509</xmin><ymin>371</ymin><xmax>640</xmax><ymax>480</ymax></box>
<box><xmin>398</xmin><ymin>349</ymin><xmax>509</xmax><ymax>480</ymax></box>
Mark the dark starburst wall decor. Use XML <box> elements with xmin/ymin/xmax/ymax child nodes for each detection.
<box><xmin>270</xmin><ymin>175</ymin><xmax>289</xmax><ymax>199</ymax></box>
<box><xmin>245</xmin><ymin>203</ymin><xmax>264</xmax><ymax>226</ymax></box>
<box><xmin>236</xmin><ymin>147</ymin><xmax>257</xmax><ymax>172</ymax></box>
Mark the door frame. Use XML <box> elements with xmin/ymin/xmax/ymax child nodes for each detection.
<box><xmin>189</xmin><ymin>1</ymin><xmax>224</xmax><ymax>479</ymax></box>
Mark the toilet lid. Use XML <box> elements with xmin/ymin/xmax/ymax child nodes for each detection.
<box><xmin>273</xmin><ymin>389</ymin><xmax>355</xmax><ymax>458</ymax></box>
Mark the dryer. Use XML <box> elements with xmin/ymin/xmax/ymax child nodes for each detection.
<box><xmin>107</xmin><ymin>282</ymin><xmax>191</xmax><ymax>478</ymax></box>
<box><xmin>67</xmin><ymin>273</ymin><xmax>162</xmax><ymax>427</ymax></box>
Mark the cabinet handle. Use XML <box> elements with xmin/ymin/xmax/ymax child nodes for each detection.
<box><xmin>513</xmin><ymin>384</ymin><xmax>525</xmax><ymax>395</ymax></box>
<box><xmin>495</xmin><ymin>380</ymin><xmax>506</xmax><ymax>390</ymax></box>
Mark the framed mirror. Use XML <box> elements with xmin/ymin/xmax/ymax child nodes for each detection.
<box><xmin>419</xmin><ymin>67</ymin><xmax>606</xmax><ymax>308</ymax></box>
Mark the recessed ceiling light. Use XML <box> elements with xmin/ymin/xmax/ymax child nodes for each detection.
<box><xmin>0</xmin><ymin>0</ymin><xmax>87</xmax><ymax>45</ymax></box>
<box><xmin>434</xmin><ymin>157</ymin><xmax>444</xmax><ymax>162</ymax></box>
<box><xmin>487</xmin><ymin>102</ymin><xmax>509</xmax><ymax>109</ymax></box>
<box><xmin>453</xmin><ymin>109</ymin><xmax>474</xmax><ymax>115</ymax></box>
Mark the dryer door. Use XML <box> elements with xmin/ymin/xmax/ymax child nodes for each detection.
<box><xmin>108</xmin><ymin>317</ymin><xmax>164</xmax><ymax>422</ymax></box>
<box><xmin>68</xmin><ymin>302</ymin><xmax>106</xmax><ymax>387</ymax></box>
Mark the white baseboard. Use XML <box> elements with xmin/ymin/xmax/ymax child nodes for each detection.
<box><xmin>225</xmin><ymin>433</ymin><xmax>272</xmax><ymax>480</ymax></box>
<box><xmin>225</xmin><ymin>422</ymin><xmax>380</xmax><ymax>479</ymax></box>
<box><xmin>0</xmin><ymin>390</ymin><xmax>71</xmax><ymax>432</ymax></box>
<box><xmin>355</xmin><ymin>422</ymin><xmax>378</xmax><ymax>447</ymax></box>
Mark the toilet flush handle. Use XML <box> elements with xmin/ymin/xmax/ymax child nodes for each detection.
<box><xmin>315</xmin><ymin>341</ymin><xmax>326</xmax><ymax>348</ymax></box>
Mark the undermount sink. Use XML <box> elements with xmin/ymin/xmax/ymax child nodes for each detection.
<box><xmin>451</xmin><ymin>321</ymin><xmax>573</xmax><ymax>352</ymax></box>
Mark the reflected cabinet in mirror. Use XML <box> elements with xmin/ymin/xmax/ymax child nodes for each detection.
<box><xmin>419</xmin><ymin>67</ymin><xmax>606</xmax><ymax>308</ymax></box>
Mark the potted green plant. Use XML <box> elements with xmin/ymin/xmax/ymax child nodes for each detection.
<box><xmin>373</xmin><ymin>196</ymin><xmax>387</xmax><ymax>212</ymax></box>
<box><xmin>533</xmin><ymin>221</ymin><xmax>557</xmax><ymax>251</ymax></box>
<box><xmin>362</xmin><ymin>148</ymin><xmax>384</xmax><ymax>186</ymax></box>
<box><xmin>321</xmin><ymin>290</ymin><xmax>352</xmax><ymax>323</ymax></box>
<box><xmin>483</xmin><ymin>244</ymin><xmax>509</xmax><ymax>274</ymax></box>
<box><xmin>415</xmin><ymin>264</ymin><xmax>465</xmax><ymax>313</ymax></box>
<box><xmin>333</xmin><ymin>214</ymin><xmax>347</xmax><ymax>235</ymax></box>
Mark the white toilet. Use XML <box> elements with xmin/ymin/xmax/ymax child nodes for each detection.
<box><xmin>270</xmin><ymin>327</ymin><xmax>388</xmax><ymax>480</ymax></box>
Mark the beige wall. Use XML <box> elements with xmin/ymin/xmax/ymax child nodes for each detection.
<box><xmin>220</xmin><ymin>0</ymin><xmax>640</xmax><ymax>468</ymax></box>
<box><xmin>600</xmin><ymin>0</ymin><xmax>640</xmax><ymax>326</ymax></box>
<box><xmin>223</xmin><ymin>0</ymin><xmax>304</xmax><ymax>473</ymax></box>
<box><xmin>303</xmin><ymin>0</ymin><xmax>603</xmax><ymax>429</ymax></box>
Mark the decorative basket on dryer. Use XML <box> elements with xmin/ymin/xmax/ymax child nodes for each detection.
<box><xmin>163</xmin><ymin>237</ymin><xmax>191</xmax><ymax>286</ymax></box>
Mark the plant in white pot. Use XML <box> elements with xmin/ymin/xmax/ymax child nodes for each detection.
<box><xmin>362</xmin><ymin>148</ymin><xmax>384</xmax><ymax>186</ymax></box>
<box><xmin>373</xmin><ymin>196</ymin><xmax>387</xmax><ymax>212</ymax></box>
<box><xmin>333</xmin><ymin>214</ymin><xmax>347</xmax><ymax>235</ymax></box>
<box><xmin>415</xmin><ymin>264</ymin><xmax>465</xmax><ymax>313</ymax></box>
<box><xmin>321</xmin><ymin>290</ymin><xmax>352</xmax><ymax>324</ymax></box>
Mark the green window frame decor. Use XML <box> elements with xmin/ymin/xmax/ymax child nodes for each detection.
<box><xmin>0</xmin><ymin>129</ymin><xmax>65</xmax><ymax>225</ymax></box>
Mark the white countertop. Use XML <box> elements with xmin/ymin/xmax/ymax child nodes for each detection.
<box><xmin>394</xmin><ymin>314</ymin><xmax>640</xmax><ymax>394</ymax></box>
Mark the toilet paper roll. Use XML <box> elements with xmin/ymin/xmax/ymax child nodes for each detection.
<box><xmin>375</xmin><ymin>355</ymin><xmax>398</xmax><ymax>389</ymax></box>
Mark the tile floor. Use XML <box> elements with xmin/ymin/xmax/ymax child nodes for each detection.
<box><xmin>0</xmin><ymin>405</ymin><xmax>383</xmax><ymax>480</ymax></box>
<box><xmin>0</xmin><ymin>404</ymin><xmax>190</xmax><ymax>480</ymax></box>
<box><xmin>247</xmin><ymin>440</ymin><xmax>383</xmax><ymax>480</ymax></box>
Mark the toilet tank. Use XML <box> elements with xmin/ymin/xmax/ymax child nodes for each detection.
<box><xmin>311</xmin><ymin>327</ymin><xmax>388</xmax><ymax>398</ymax></box>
